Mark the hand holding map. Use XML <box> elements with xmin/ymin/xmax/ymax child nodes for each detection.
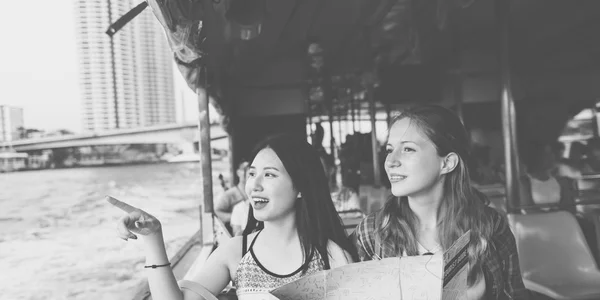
<box><xmin>271</xmin><ymin>231</ymin><xmax>471</xmax><ymax>300</ymax></box>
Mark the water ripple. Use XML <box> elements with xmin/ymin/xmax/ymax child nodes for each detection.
<box><xmin>0</xmin><ymin>161</ymin><xmax>229</xmax><ymax>300</ymax></box>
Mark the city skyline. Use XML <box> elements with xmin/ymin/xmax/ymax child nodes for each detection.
<box><xmin>0</xmin><ymin>105</ymin><xmax>24</xmax><ymax>142</ymax></box>
<box><xmin>134</xmin><ymin>8</ymin><xmax>177</xmax><ymax>127</ymax></box>
<box><xmin>76</xmin><ymin>0</ymin><xmax>177</xmax><ymax>132</ymax></box>
<box><xmin>0</xmin><ymin>1</ymin><xmax>201</xmax><ymax>134</ymax></box>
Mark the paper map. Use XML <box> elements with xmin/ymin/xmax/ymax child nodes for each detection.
<box><xmin>271</xmin><ymin>231</ymin><xmax>470</xmax><ymax>300</ymax></box>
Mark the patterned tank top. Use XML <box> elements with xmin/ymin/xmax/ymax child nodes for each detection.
<box><xmin>233</xmin><ymin>231</ymin><xmax>325</xmax><ymax>300</ymax></box>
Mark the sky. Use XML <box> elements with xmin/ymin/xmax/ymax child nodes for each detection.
<box><xmin>0</xmin><ymin>1</ymin><xmax>200</xmax><ymax>133</ymax></box>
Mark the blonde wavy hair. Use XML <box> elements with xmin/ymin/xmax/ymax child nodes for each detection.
<box><xmin>377</xmin><ymin>105</ymin><xmax>493</xmax><ymax>285</ymax></box>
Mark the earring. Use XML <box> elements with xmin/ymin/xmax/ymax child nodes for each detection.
<box><xmin>297</xmin><ymin>192</ymin><xmax>302</xmax><ymax>199</ymax></box>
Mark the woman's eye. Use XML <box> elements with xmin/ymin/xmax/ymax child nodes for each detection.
<box><xmin>403</xmin><ymin>147</ymin><xmax>415</xmax><ymax>153</ymax></box>
<box><xmin>247</xmin><ymin>172</ymin><xmax>256</xmax><ymax>177</ymax></box>
<box><xmin>265</xmin><ymin>173</ymin><xmax>277</xmax><ymax>178</ymax></box>
<box><xmin>385</xmin><ymin>148</ymin><xmax>393</xmax><ymax>154</ymax></box>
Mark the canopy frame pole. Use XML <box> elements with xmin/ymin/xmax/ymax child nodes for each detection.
<box><xmin>592</xmin><ymin>101</ymin><xmax>599</xmax><ymax>138</ymax></box>
<box><xmin>326</xmin><ymin>82</ymin><xmax>336</xmax><ymax>158</ymax></box>
<box><xmin>497</xmin><ymin>0</ymin><xmax>520</xmax><ymax>213</ymax></box>
<box><xmin>307</xmin><ymin>91</ymin><xmax>313</xmax><ymax>141</ymax></box>
<box><xmin>368</xmin><ymin>88</ymin><xmax>381</xmax><ymax>187</ymax></box>
<box><xmin>197</xmin><ymin>64</ymin><xmax>215</xmax><ymax>245</ymax></box>
<box><xmin>351</xmin><ymin>88</ymin><xmax>357</xmax><ymax>133</ymax></box>
<box><xmin>385</xmin><ymin>102</ymin><xmax>391</xmax><ymax>127</ymax></box>
<box><xmin>337</xmin><ymin>98</ymin><xmax>344</xmax><ymax>145</ymax></box>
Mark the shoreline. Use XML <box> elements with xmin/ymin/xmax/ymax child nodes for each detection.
<box><xmin>0</xmin><ymin>157</ymin><xmax>228</xmax><ymax>174</ymax></box>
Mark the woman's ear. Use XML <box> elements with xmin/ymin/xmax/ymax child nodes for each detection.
<box><xmin>441</xmin><ymin>152</ymin><xmax>459</xmax><ymax>175</ymax></box>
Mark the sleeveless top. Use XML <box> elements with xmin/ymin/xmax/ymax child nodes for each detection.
<box><xmin>233</xmin><ymin>231</ymin><xmax>326</xmax><ymax>299</ymax></box>
<box><xmin>528</xmin><ymin>174</ymin><xmax>561</xmax><ymax>205</ymax></box>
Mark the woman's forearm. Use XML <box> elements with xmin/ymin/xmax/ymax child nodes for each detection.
<box><xmin>143</xmin><ymin>230</ymin><xmax>184</xmax><ymax>300</ymax></box>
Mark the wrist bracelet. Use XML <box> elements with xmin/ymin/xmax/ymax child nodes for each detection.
<box><xmin>144</xmin><ymin>262</ymin><xmax>171</xmax><ymax>269</ymax></box>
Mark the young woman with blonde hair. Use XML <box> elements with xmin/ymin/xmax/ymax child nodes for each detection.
<box><xmin>354</xmin><ymin>105</ymin><xmax>529</xmax><ymax>299</ymax></box>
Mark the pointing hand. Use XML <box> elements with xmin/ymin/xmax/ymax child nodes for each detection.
<box><xmin>106</xmin><ymin>196</ymin><xmax>162</xmax><ymax>240</ymax></box>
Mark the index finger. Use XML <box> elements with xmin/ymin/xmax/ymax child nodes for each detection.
<box><xmin>106</xmin><ymin>196</ymin><xmax>137</xmax><ymax>213</ymax></box>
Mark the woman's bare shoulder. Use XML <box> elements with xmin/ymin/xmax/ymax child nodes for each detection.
<box><xmin>327</xmin><ymin>240</ymin><xmax>354</xmax><ymax>267</ymax></box>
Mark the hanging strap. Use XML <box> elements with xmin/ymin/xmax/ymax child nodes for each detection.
<box><xmin>248</xmin><ymin>230</ymin><xmax>262</xmax><ymax>250</ymax></box>
<box><xmin>242</xmin><ymin>234</ymin><xmax>248</xmax><ymax>256</ymax></box>
<box><xmin>242</xmin><ymin>230</ymin><xmax>262</xmax><ymax>256</ymax></box>
<box><xmin>106</xmin><ymin>1</ymin><xmax>149</xmax><ymax>37</ymax></box>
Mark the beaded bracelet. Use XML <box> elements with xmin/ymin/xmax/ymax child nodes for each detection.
<box><xmin>144</xmin><ymin>262</ymin><xmax>171</xmax><ymax>269</ymax></box>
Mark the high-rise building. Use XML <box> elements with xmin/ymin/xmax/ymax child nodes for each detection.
<box><xmin>0</xmin><ymin>105</ymin><xmax>25</xmax><ymax>142</ymax></box>
<box><xmin>135</xmin><ymin>9</ymin><xmax>176</xmax><ymax>126</ymax></box>
<box><xmin>74</xmin><ymin>0</ymin><xmax>175</xmax><ymax>132</ymax></box>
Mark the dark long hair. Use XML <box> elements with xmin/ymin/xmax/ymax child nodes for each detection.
<box><xmin>379</xmin><ymin>105</ymin><xmax>493</xmax><ymax>285</ymax></box>
<box><xmin>243</xmin><ymin>134</ymin><xmax>358</xmax><ymax>271</ymax></box>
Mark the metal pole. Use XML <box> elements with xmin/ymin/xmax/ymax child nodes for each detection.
<box><xmin>451</xmin><ymin>14</ymin><xmax>464</xmax><ymax>125</ymax></box>
<box><xmin>329</xmin><ymin>99</ymin><xmax>335</xmax><ymax>158</ymax></box>
<box><xmin>455</xmin><ymin>74</ymin><xmax>464</xmax><ymax>124</ymax></box>
<box><xmin>337</xmin><ymin>103</ymin><xmax>344</xmax><ymax>144</ymax></box>
<box><xmin>369</xmin><ymin>89</ymin><xmax>381</xmax><ymax>186</ymax></box>
<box><xmin>592</xmin><ymin>101</ymin><xmax>599</xmax><ymax>138</ymax></box>
<box><xmin>385</xmin><ymin>102</ymin><xmax>391</xmax><ymax>127</ymax></box>
<box><xmin>351</xmin><ymin>91</ymin><xmax>357</xmax><ymax>133</ymax></box>
<box><xmin>346</xmin><ymin>106</ymin><xmax>351</xmax><ymax>135</ymax></box>
<box><xmin>228</xmin><ymin>117</ymin><xmax>236</xmax><ymax>188</ymax></box>
<box><xmin>510</xmin><ymin>99</ymin><xmax>520</xmax><ymax>183</ymax></box>
<box><xmin>497</xmin><ymin>0</ymin><xmax>520</xmax><ymax>212</ymax></box>
<box><xmin>323</xmin><ymin>74</ymin><xmax>335</xmax><ymax>157</ymax></box>
<box><xmin>306</xmin><ymin>85</ymin><xmax>313</xmax><ymax>142</ymax></box>
<box><xmin>357</xmin><ymin>100</ymin><xmax>362</xmax><ymax>132</ymax></box>
<box><xmin>107</xmin><ymin>0</ymin><xmax>120</xmax><ymax>129</ymax></box>
<box><xmin>197</xmin><ymin>65</ymin><xmax>214</xmax><ymax>244</ymax></box>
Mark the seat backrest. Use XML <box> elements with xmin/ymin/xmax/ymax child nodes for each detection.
<box><xmin>508</xmin><ymin>211</ymin><xmax>598</xmax><ymax>278</ymax></box>
<box><xmin>578</xmin><ymin>178</ymin><xmax>600</xmax><ymax>192</ymax></box>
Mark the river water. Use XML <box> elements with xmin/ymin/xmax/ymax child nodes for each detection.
<box><xmin>0</xmin><ymin>161</ymin><xmax>230</xmax><ymax>300</ymax></box>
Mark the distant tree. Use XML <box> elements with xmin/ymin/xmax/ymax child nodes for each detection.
<box><xmin>26</xmin><ymin>128</ymin><xmax>42</xmax><ymax>135</ymax></box>
<box><xmin>27</xmin><ymin>128</ymin><xmax>44</xmax><ymax>139</ymax></box>
<box><xmin>16</xmin><ymin>126</ymin><xmax>26</xmax><ymax>139</ymax></box>
<box><xmin>16</xmin><ymin>127</ymin><xmax>43</xmax><ymax>139</ymax></box>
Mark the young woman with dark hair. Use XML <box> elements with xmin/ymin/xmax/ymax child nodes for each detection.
<box><xmin>107</xmin><ymin>134</ymin><xmax>356</xmax><ymax>300</ymax></box>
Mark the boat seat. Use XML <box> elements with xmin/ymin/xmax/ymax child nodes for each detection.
<box><xmin>508</xmin><ymin>211</ymin><xmax>600</xmax><ymax>300</ymax></box>
<box><xmin>575</xmin><ymin>179</ymin><xmax>600</xmax><ymax>215</ymax></box>
<box><xmin>577</xmin><ymin>210</ymin><xmax>600</xmax><ymax>267</ymax></box>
